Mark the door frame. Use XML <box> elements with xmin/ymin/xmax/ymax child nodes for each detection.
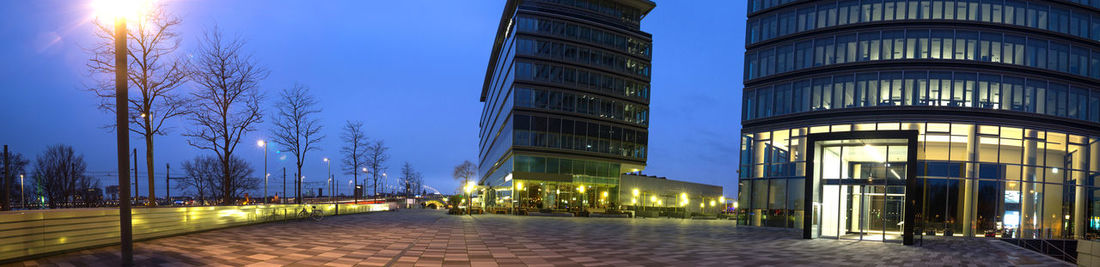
<box><xmin>803</xmin><ymin>130</ymin><xmax>920</xmax><ymax>245</ymax></box>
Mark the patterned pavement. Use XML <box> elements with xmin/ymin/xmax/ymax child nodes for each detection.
<box><xmin>8</xmin><ymin>209</ymin><xmax>1070</xmax><ymax>266</ymax></box>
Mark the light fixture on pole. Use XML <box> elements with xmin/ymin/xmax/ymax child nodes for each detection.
<box><xmin>19</xmin><ymin>174</ymin><xmax>24</xmax><ymax>209</ymax></box>
<box><xmin>323</xmin><ymin>158</ymin><xmax>331</xmax><ymax>203</ymax></box>
<box><xmin>258</xmin><ymin>140</ymin><xmax>267</xmax><ymax>204</ymax></box>
<box><xmin>91</xmin><ymin>0</ymin><xmax>153</xmax><ymax>265</ymax></box>
<box><xmin>361</xmin><ymin>167</ymin><xmax>368</xmax><ymax>200</ymax></box>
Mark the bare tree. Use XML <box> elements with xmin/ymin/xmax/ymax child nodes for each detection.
<box><xmin>453</xmin><ymin>160</ymin><xmax>477</xmax><ymax>214</ymax></box>
<box><xmin>452</xmin><ymin>160</ymin><xmax>476</xmax><ymax>189</ymax></box>
<box><xmin>3</xmin><ymin>152</ymin><xmax>30</xmax><ymax>205</ymax></box>
<box><xmin>400</xmin><ymin>162</ymin><xmax>415</xmax><ymax>197</ymax></box>
<box><xmin>340</xmin><ymin>120</ymin><xmax>368</xmax><ymax>198</ymax></box>
<box><xmin>270</xmin><ymin>83</ymin><xmax>324</xmax><ymax>204</ymax></box>
<box><xmin>214</xmin><ymin>155</ymin><xmax>259</xmax><ymax>202</ymax></box>
<box><xmin>412</xmin><ymin>170</ymin><xmax>424</xmax><ymax>197</ymax></box>
<box><xmin>32</xmin><ymin>145</ymin><xmax>94</xmax><ymax>209</ymax></box>
<box><xmin>185</xmin><ymin>27</ymin><xmax>267</xmax><ymax>205</ymax></box>
<box><xmin>364</xmin><ymin>140</ymin><xmax>389</xmax><ymax>197</ymax></box>
<box><xmin>87</xmin><ymin>5</ymin><xmax>189</xmax><ymax>205</ymax></box>
<box><xmin>179</xmin><ymin>155</ymin><xmax>218</xmax><ymax>205</ymax></box>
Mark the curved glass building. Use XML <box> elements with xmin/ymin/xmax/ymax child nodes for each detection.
<box><xmin>479</xmin><ymin>0</ymin><xmax>655</xmax><ymax>212</ymax></box>
<box><xmin>740</xmin><ymin>0</ymin><xmax>1100</xmax><ymax>245</ymax></box>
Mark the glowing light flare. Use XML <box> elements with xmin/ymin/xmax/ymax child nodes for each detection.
<box><xmin>92</xmin><ymin>0</ymin><xmax>154</xmax><ymax>23</ymax></box>
<box><xmin>257</xmin><ymin>140</ymin><xmax>265</xmax><ymax>147</ymax></box>
<box><xmin>632</xmin><ymin>188</ymin><xmax>640</xmax><ymax>197</ymax></box>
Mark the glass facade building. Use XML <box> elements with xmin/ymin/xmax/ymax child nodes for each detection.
<box><xmin>480</xmin><ymin>0</ymin><xmax>655</xmax><ymax>212</ymax></box>
<box><xmin>740</xmin><ymin>0</ymin><xmax>1100</xmax><ymax>245</ymax></box>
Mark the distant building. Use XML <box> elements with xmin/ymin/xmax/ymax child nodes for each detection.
<box><xmin>479</xmin><ymin>0</ymin><xmax>655</xmax><ymax>212</ymax></box>
<box><xmin>105</xmin><ymin>185</ymin><xmax>119</xmax><ymax>200</ymax></box>
<box><xmin>619</xmin><ymin>174</ymin><xmax>723</xmax><ymax>213</ymax></box>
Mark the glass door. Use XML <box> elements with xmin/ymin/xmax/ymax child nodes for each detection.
<box><xmin>811</xmin><ymin>138</ymin><xmax>910</xmax><ymax>243</ymax></box>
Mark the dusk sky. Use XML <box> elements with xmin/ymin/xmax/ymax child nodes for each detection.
<box><xmin>0</xmin><ymin>1</ymin><xmax>745</xmax><ymax>197</ymax></box>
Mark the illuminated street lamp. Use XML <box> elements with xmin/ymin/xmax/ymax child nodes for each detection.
<box><xmin>323</xmin><ymin>158</ymin><xmax>331</xmax><ymax>203</ymax></box>
<box><xmin>257</xmin><ymin>140</ymin><xmax>267</xmax><ymax>204</ymax></box>
<box><xmin>91</xmin><ymin>0</ymin><xmax>154</xmax><ymax>265</ymax></box>
<box><xmin>19</xmin><ymin>174</ymin><xmax>25</xmax><ymax>209</ymax></box>
<box><xmin>360</xmin><ymin>167</ymin><xmax>368</xmax><ymax>199</ymax></box>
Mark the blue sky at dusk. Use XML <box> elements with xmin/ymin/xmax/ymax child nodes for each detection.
<box><xmin>0</xmin><ymin>1</ymin><xmax>745</xmax><ymax>197</ymax></box>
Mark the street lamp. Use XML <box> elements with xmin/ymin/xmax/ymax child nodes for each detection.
<box><xmin>361</xmin><ymin>167</ymin><xmax>368</xmax><ymax>199</ymax></box>
<box><xmin>323</xmin><ymin>158</ymin><xmax>331</xmax><ymax>204</ymax></box>
<box><xmin>19</xmin><ymin>174</ymin><xmax>24</xmax><ymax>209</ymax></box>
<box><xmin>91</xmin><ymin>0</ymin><xmax>153</xmax><ymax>265</ymax></box>
<box><xmin>257</xmin><ymin>140</ymin><xmax>267</xmax><ymax>204</ymax></box>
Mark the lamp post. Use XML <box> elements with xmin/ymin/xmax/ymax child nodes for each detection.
<box><xmin>361</xmin><ymin>167</ymin><xmax>368</xmax><ymax>201</ymax></box>
<box><xmin>19</xmin><ymin>174</ymin><xmax>24</xmax><ymax>209</ymax></box>
<box><xmin>382</xmin><ymin>172</ymin><xmax>388</xmax><ymax>197</ymax></box>
<box><xmin>92</xmin><ymin>1</ymin><xmax>146</xmax><ymax>264</ymax></box>
<box><xmin>323</xmin><ymin>158</ymin><xmax>331</xmax><ymax>203</ymax></box>
<box><xmin>257</xmin><ymin>140</ymin><xmax>267</xmax><ymax>204</ymax></box>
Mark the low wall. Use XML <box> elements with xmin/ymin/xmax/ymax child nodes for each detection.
<box><xmin>0</xmin><ymin>203</ymin><xmax>390</xmax><ymax>262</ymax></box>
<box><xmin>1080</xmin><ymin>239</ymin><xmax>1099</xmax><ymax>266</ymax></box>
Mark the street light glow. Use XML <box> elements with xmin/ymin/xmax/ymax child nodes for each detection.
<box><xmin>92</xmin><ymin>0</ymin><xmax>153</xmax><ymax>22</ymax></box>
<box><xmin>257</xmin><ymin>140</ymin><xmax>265</xmax><ymax>147</ymax></box>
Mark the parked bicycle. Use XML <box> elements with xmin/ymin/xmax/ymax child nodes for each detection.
<box><xmin>296</xmin><ymin>206</ymin><xmax>324</xmax><ymax>222</ymax></box>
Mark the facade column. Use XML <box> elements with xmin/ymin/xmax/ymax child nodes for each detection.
<box><xmin>963</xmin><ymin>126</ymin><xmax>978</xmax><ymax>237</ymax></box>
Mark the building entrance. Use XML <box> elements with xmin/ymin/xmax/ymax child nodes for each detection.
<box><xmin>805</xmin><ymin>131</ymin><xmax>920</xmax><ymax>245</ymax></box>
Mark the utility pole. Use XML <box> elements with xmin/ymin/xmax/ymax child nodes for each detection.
<box><xmin>133</xmin><ymin>148</ymin><xmax>139</xmax><ymax>204</ymax></box>
<box><xmin>282</xmin><ymin>167</ymin><xmax>286</xmax><ymax>204</ymax></box>
<box><xmin>2</xmin><ymin>145</ymin><xmax>9</xmax><ymax>211</ymax></box>
<box><xmin>165</xmin><ymin>163</ymin><xmax>170</xmax><ymax>205</ymax></box>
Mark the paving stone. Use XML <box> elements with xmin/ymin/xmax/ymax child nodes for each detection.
<box><xmin>8</xmin><ymin>209</ymin><xmax>1072</xmax><ymax>266</ymax></box>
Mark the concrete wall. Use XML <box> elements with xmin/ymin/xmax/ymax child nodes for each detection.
<box><xmin>0</xmin><ymin>203</ymin><xmax>389</xmax><ymax>262</ymax></box>
<box><xmin>1079</xmin><ymin>239</ymin><xmax>1100</xmax><ymax>266</ymax></box>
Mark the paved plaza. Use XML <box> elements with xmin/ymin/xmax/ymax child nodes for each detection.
<box><xmin>9</xmin><ymin>209</ymin><xmax>1070</xmax><ymax>266</ymax></box>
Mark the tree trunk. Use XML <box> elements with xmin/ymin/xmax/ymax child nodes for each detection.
<box><xmin>144</xmin><ymin>133</ymin><xmax>157</xmax><ymax>206</ymax></box>
<box><xmin>296</xmin><ymin>165</ymin><xmax>302</xmax><ymax>204</ymax></box>
<box><xmin>223</xmin><ymin>156</ymin><xmax>231</xmax><ymax>205</ymax></box>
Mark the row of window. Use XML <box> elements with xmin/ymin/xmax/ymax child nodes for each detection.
<box><xmin>516</xmin><ymin>37</ymin><xmax>650</xmax><ymax>78</ymax></box>
<box><xmin>739</xmin><ymin>176</ymin><xmax>1100</xmax><ymax>238</ymax></box>
<box><xmin>744</xmin><ymin>71</ymin><xmax>1100</xmax><ymax>123</ymax></box>
<box><xmin>737</xmin><ymin>121</ymin><xmax>1100</xmax><ymax>238</ymax></box>
<box><xmin>513</xmin><ymin>155</ymin><xmax>623</xmax><ymax>183</ymax></box>
<box><xmin>749</xmin><ymin>0</ymin><xmax>801</xmax><ymax>13</ymax></box>
<box><xmin>748</xmin><ymin>0</ymin><xmax>1100</xmax><ymax>45</ymax></box>
<box><xmin>514</xmin><ymin>87</ymin><xmax>649</xmax><ymax>126</ymax></box>
<box><xmin>532</xmin><ymin>0</ymin><xmax>644</xmax><ymax>26</ymax></box>
<box><xmin>514</xmin><ymin>61</ymin><xmax>649</xmax><ymax>101</ymax></box>
<box><xmin>513</xmin><ymin>114</ymin><xmax>647</xmax><ymax>160</ymax></box>
<box><xmin>515</xmin><ymin>15</ymin><xmax>652</xmax><ymax>58</ymax></box>
<box><xmin>740</xmin><ymin>122</ymin><xmax>1095</xmax><ymax>179</ymax></box>
<box><xmin>745</xmin><ymin>29</ymin><xmax>1100</xmax><ymax>81</ymax></box>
